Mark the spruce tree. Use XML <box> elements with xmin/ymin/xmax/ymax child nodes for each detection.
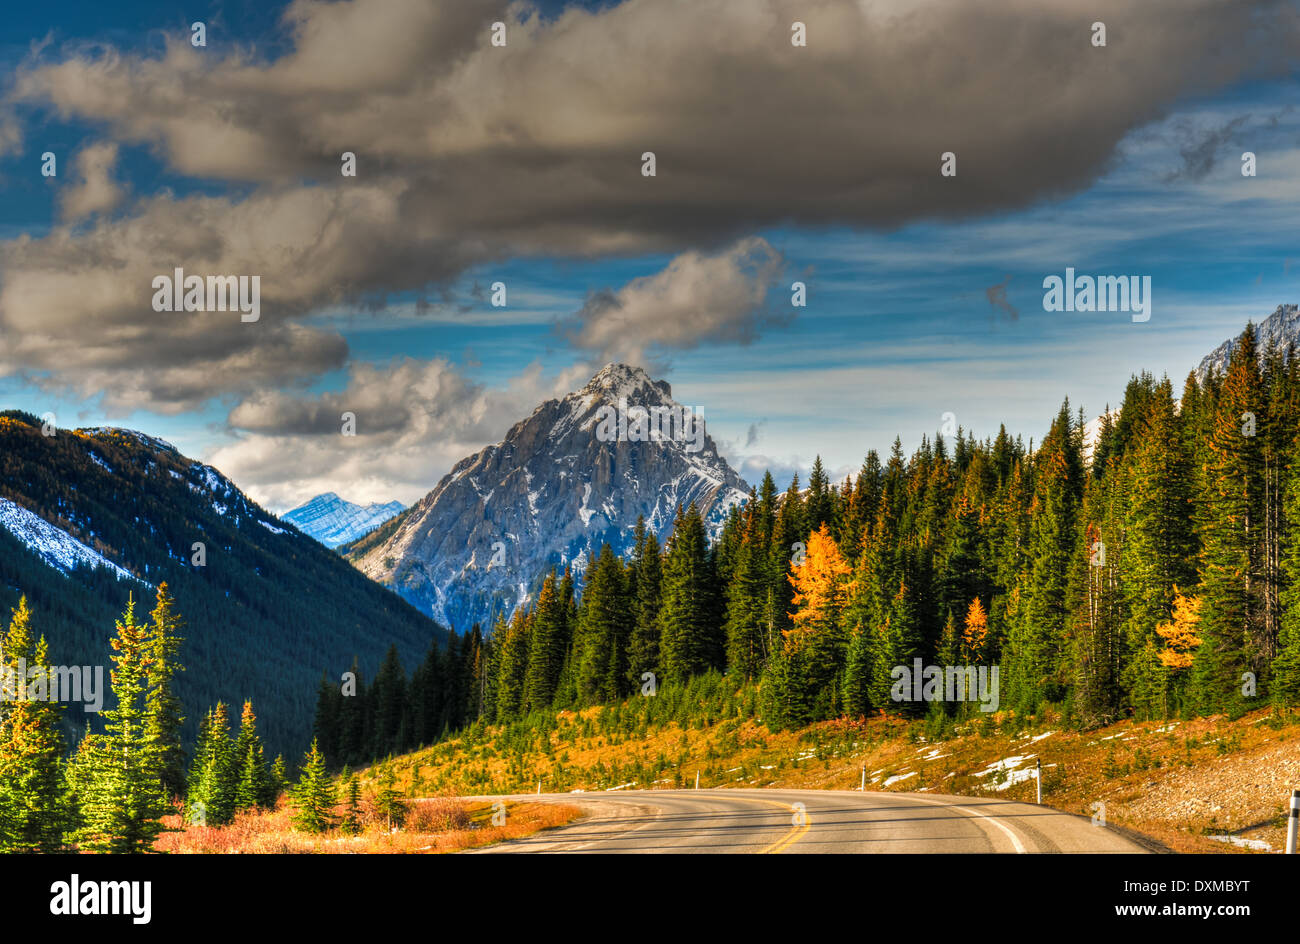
<box><xmin>524</xmin><ymin>573</ymin><xmax>566</xmax><ymax>711</ymax></box>
<box><xmin>625</xmin><ymin>526</ymin><xmax>663</xmax><ymax>689</ymax></box>
<box><xmin>725</xmin><ymin>509</ymin><xmax>768</xmax><ymax>680</ymax></box>
<box><xmin>233</xmin><ymin>701</ymin><xmax>269</xmax><ymax>813</ymax></box>
<box><xmin>266</xmin><ymin>754</ymin><xmax>288</xmax><ymax>809</ymax></box>
<box><xmin>340</xmin><ymin>767</ymin><xmax>361</xmax><ymax>835</ymax></box>
<box><xmin>1193</xmin><ymin>326</ymin><xmax>1265</xmax><ymax>715</ymax></box>
<box><xmin>659</xmin><ymin>504</ymin><xmax>722</xmax><ymax>681</ymax></box>
<box><xmin>290</xmin><ymin>739</ymin><xmax>336</xmax><ymax>833</ymax></box>
<box><xmin>145</xmin><ymin>583</ymin><xmax>186</xmax><ymax>800</ymax></box>
<box><xmin>576</xmin><ymin>544</ymin><xmax>630</xmax><ymax>703</ymax></box>
<box><xmin>373</xmin><ymin>765</ymin><xmax>406</xmax><ymax>831</ymax></box>
<box><xmin>495</xmin><ymin>610</ymin><xmax>530</xmax><ymax>720</ymax></box>
<box><xmin>72</xmin><ymin>597</ymin><xmax>170</xmax><ymax>853</ymax></box>
<box><xmin>189</xmin><ymin>703</ymin><xmax>238</xmax><ymax>826</ymax></box>
<box><xmin>0</xmin><ymin>598</ymin><xmax>67</xmax><ymax>852</ymax></box>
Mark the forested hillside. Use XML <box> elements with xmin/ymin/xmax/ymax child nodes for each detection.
<box><xmin>0</xmin><ymin>413</ymin><xmax>445</xmax><ymax>757</ymax></box>
<box><xmin>319</xmin><ymin>324</ymin><xmax>1300</xmax><ymax>769</ymax></box>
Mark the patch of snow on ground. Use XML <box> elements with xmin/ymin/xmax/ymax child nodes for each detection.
<box><xmin>1210</xmin><ymin>835</ymin><xmax>1272</xmax><ymax>851</ymax></box>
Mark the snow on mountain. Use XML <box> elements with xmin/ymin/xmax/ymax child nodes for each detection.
<box><xmin>350</xmin><ymin>363</ymin><xmax>751</xmax><ymax>631</ymax></box>
<box><xmin>283</xmin><ymin>493</ymin><xmax>405</xmax><ymax>549</ymax></box>
<box><xmin>1196</xmin><ymin>303</ymin><xmax>1300</xmax><ymax>384</ymax></box>
<box><xmin>0</xmin><ymin>497</ymin><xmax>142</xmax><ymax>583</ymax></box>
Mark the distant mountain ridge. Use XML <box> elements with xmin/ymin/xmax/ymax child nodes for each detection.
<box><xmin>0</xmin><ymin>412</ymin><xmax>443</xmax><ymax>757</ymax></box>
<box><xmin>349</xmin><ymin>364</ymin><xmax>750</xmax><ymax>631</ymax></box>
<box><xmin>283</xmin><ymin>492</ymin><xmax>404</xmax><ymax>549</ymax></box>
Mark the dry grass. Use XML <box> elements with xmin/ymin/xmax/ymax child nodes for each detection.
<box><xmin>153</xmin><ymin>796</ymin><xmax>580</xmax><ymax>854</ymax></box>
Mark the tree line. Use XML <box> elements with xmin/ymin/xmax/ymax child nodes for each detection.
<box><xmin>318</xmin><ymin>323</ymin><xmax>1300</xmax><ymax>769</ymax></box>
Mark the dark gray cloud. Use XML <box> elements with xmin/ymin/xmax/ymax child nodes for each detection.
<box><xmin>3</xmin><ymin>0</ymin><xmax>1299</xmax><ymax>410</ymax></box>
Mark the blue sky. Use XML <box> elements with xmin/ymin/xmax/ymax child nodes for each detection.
<box><xmin>1</xmin><ymin>1</ymin><xmax>1297</xmax><ymax>510</ymax></box>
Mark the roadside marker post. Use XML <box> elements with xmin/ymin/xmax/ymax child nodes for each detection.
<box><xmin>860</xmin><ymin>765</ymin><xmax>866</xmax><ymax>791</ymax></box>
<box><xmin>695</xmin><ymin>771</ymin><xmax>700</xmax><ymax>790</ymax></box>
<box><xmin>1288</xmin><ymin>789</ymin><xmax>1299</xmax><ymax>854</ymax></box>
<box><xmin>1035</xmin><ymin>759</ymin><xmax>1042</xmax><ymax>805</ymax></box>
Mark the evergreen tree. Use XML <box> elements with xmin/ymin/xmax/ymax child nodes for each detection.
<box><xmin>495</xmin><ymin>610</ymin><xmax>530</xmax><ymax>720</ymax></box>
<box><xmin>266</xmin><ymin>754</ymin><xmax>288</xmax><ymax>809</ymax></box>
<box><xmin>233</xmin><ymin>701</ymin><xmax>269</xmax><ymax>813</ymax></box>
<box><xmin>524</xmin><ymin>573</ymin><xmax>567</xmax><ymax>711</ymax></box>
<box><xmin>71</xmin><ymin>597</ymin><xmax>170</xmax><ymax>853</ymax></box>
<box><xmin>188</xmin><ymin>703</ymin><xmax>238</xmax><ymax>826</ymax></box>
<box><xmin>0</xmin><ymin>598</ymin><xmax>67</xmax><ymax>852</ymax></box>
<box><xmin>576</xmin><ymin>545</ymin><xmax>631</xmax><ymax>703</ymax></box>
<box><xmin>370</xmin><ymin>645</ymin><xmax>407</xmax><ymax>758</ymax></box>
<box><xmin>1006</xmin><ymin>402</ymin><xmax>1082</xmax><ymax>710</ymax></box>
<box><xmin>373</xmin><ymin>765</ymin><xmax>406</xmax><ymax>831</ymax></box>
<box><xmin>725</xmin><ymin>508</ymin><xmax>768</xmax><ymax>680</ymax></box>
<box><xmin>625</xmin><ymin>524</ymin><xmax>663</xmax><ymax>689</ymax></box>
<box><xmin>660</xmin><ymin>504</ymin><xmax>722</xmax><ymax>681</ymax></box>
<box><xmin>1193</xmin><ymin>326</ymin><xmax>1265</xmax><ymax>714</ymax></box>
<box><xmin>340</xmin><ymin>767</ymin><xmax>361</xmax><ymax>835</ymax></box>
<box><xmin>145</xmin><ymin>583</ymin><xmax>186</xmax><ymax>801</ymax></box>
<box><xmin>290</xmin><ymin>739</ymin><xmax>336</xmax><ymax>833</ymax></box>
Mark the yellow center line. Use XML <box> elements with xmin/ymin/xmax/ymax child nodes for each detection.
<box><xmin>731</xmin><ymin>796</ymin><xmax>810</xmax><ymax>854</ymax></box>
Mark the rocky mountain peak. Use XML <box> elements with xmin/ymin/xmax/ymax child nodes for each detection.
<box><xmin>350</xmin><ymin>364</ymin><xmax>749</xmax><ymax>631</ymax></box>
<box><xmin>579</xmin><ymin>362</ymin><xmax>672</xmax><ymax>402</ymax></box>
<box><xmin>1196</xmin><ymin>303</ymin><xmax>1300</xmax><ymax>384</ymax></box>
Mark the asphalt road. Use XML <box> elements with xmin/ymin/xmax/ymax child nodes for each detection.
<box><xmin>465</xmin><ymin>789</ymin><xmax>1152</xmax><ymax>854</ymax></box>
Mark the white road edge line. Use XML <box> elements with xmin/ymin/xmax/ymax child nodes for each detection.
<box><xmin>891</xmin><ymin>794</ymin><xmax>1028</xmax><ymax>854</ymax></box>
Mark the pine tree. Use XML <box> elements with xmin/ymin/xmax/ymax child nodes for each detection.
<box><xmin>265</xmin><ymin>754</ymin><xmax>287</xmax><ymax>809</ymax></box>
<box><xmin>807</xmin><ymin>456</ymin><xmax>833</xmax><ymax>533</ymax></box>
<box><xmin>339</xmin><ymin>767</ymin><xmax>361</xmax><ymax>835</ymax></box>
<box><xmin>373</xmin><ymin>765</ymin><xmax>406</xmax><ymax>831</ymax></box>
<box><xmin>290</xmin><ymin>739</ymin><xmax>336</xmax><ymax>833</ymax></box>
<box><xmin>625</xmin><ymin>523</ymin><xmax>663</xmax><ymax>689</ymax></box>
<box><xmin>233</xmin><ymin>701</ymin><xmax>269</xmax><ymax>813</ymax></box>
<box><xmin>495</xmin><ymin>609</ymin><xmax>530</xmax><ymax>720</ymax></box>
<box><xmin>659</xmin><ymin>504</ymin><xmax>722</xmax><ymax>681</ymax></box>
<box><xmin>524</xmin><ymin>572</ymin><xmax>567</xmax><ymax>711</ymax></box>
<box><xmin>370</xmin><ymin>645</ymin><xmax>407</xmax><ymax>757</ymax></box>
<box><xmin>0</xmin><ymin>598</ymin><xmax>67</xmax><ymax>852</ymax></box>
<box><xmin>188</xmin><ymin>703</ymin><xmax>238</xmax><ymax>826</ymax></box>
<box><xmin>145</xmin><ymin>583</ymin><xmax>186</xmax><ymax>800</ymax></box>
<box><xmin>1274</xmin><ymin>398</ymin><xmax>1300</xmax><ymax>707</ymax></box>
<box><xmin>576</xmin><ymin>544</ymin><xmax>630</xmax><ymax>703</ymax></box>
<box><xmin>312</xmin><ymin>672</ymin><xmax>341</xmax><ymax>761</ymax></box>
<box><xmin>337</xmin><ymin>657</ymin><xmax>369</xmax><ymax>767</ymax></box>
<box><xmin>1193</xmin><ymin>326</ymin><xmax>1265</xmax><ymax>715</ymax></box>
<box><xmin>766</xmin><ymin>477</ymin><xmax>805</xmax><ymax>651</ymax></box>
<box><xmin>725</xmin><ymin>507</ymin><xmax>768</xmax><ymax>680</ymax></box>
<box><xmin>71</xmin><ymin>597</ymin><xmax>170</xmax><ymax>853</ymax></box>
<box><xmin>1007</xmin><ymin>402</ymin><xmax>1082</xmax><ymax>710</ymax></box>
